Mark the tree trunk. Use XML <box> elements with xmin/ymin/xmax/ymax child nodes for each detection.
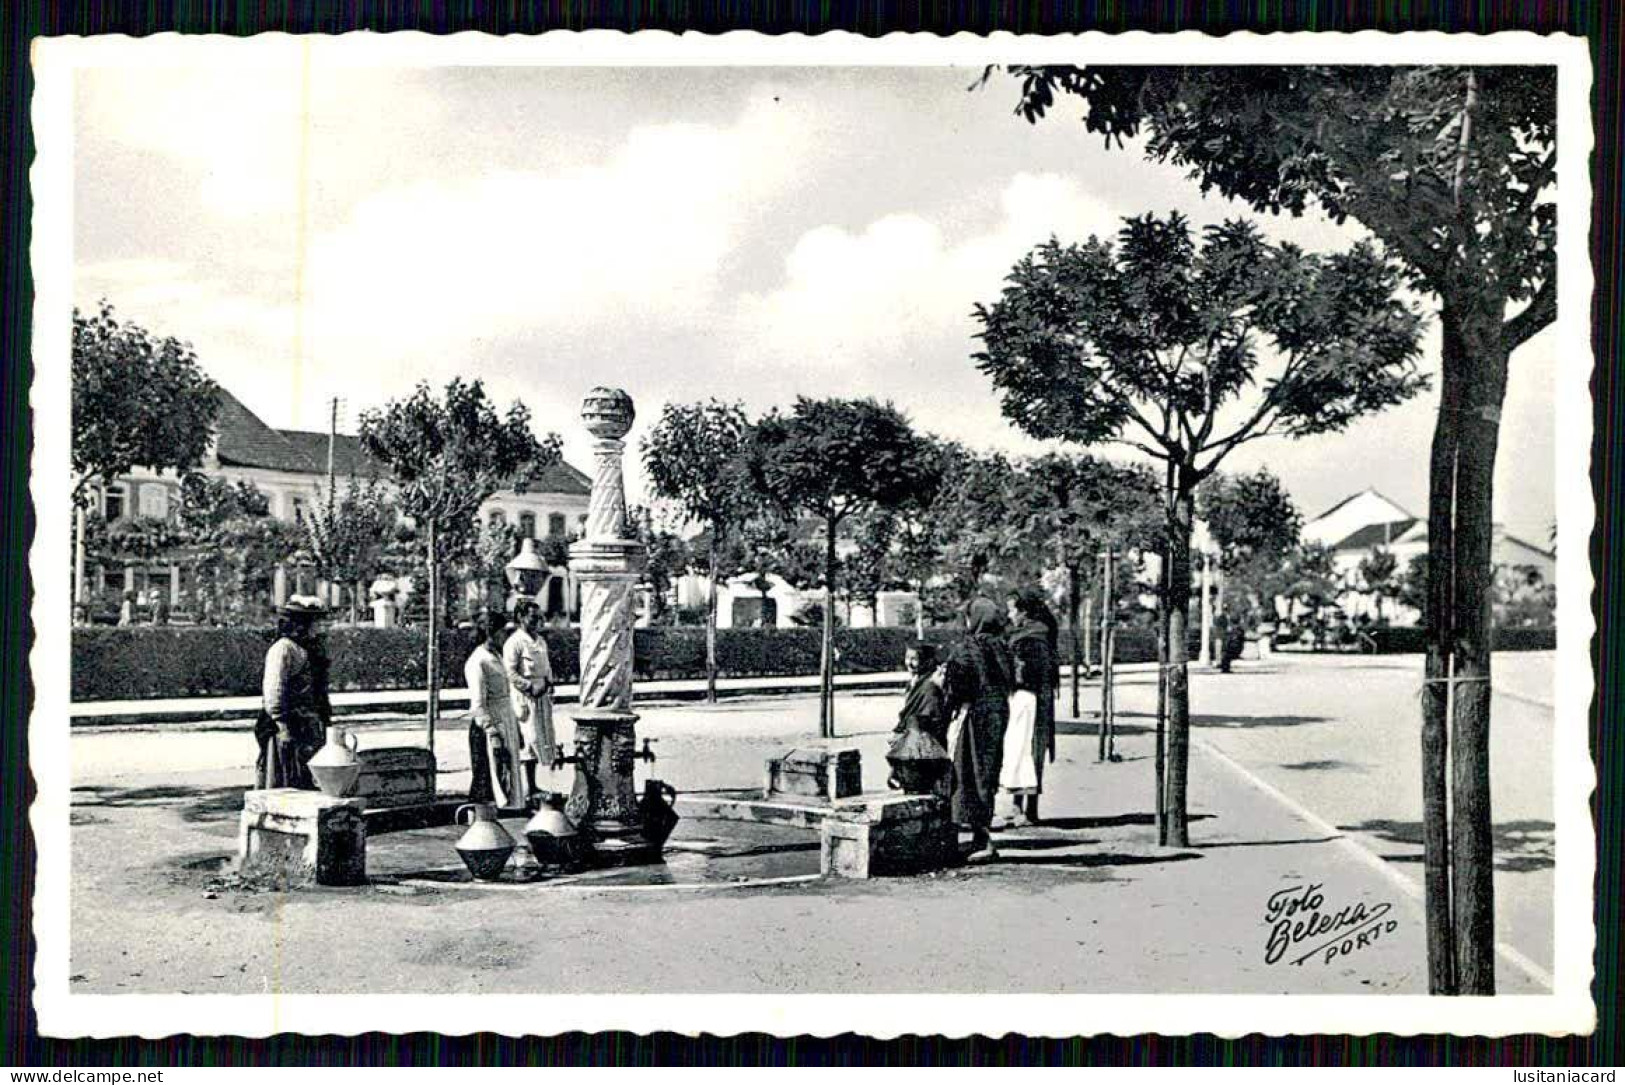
<box><xmin>820</xmin><ymin>519</ymin><xmax>838</xmax><ymax>738</ymax></box>
<box><xmin>425</xmin><ymin>521</ymin><xmax>441</xmax><ymax>755</ymax></box>
<box><xmin>1164</xmin><ymin>483</ymin><xmax>1196</xmax><ymax>847</ymax></box>
<box><xmin>915</xmin><ymin>574</ymin><xmax>926</xmax><ymax>639</ymax></box>
<box><xmin>705</xmin><ymin>535</ymin><xmax>719</xmax><ymax>704</ymax></box>
<box><xmin>1098</xmin><ymin>552</ymin><xmax>1112</xmax><ymax>762</ymax></box>
<box><xmin>1068</xmin><ymin>564</ymin><xmax>1083</xmax><ymax>718</ymax></box>
<box><xmin>1450</xmin><ymin>304</ymin><xmax>1510</xmax><ymax>996</ymax></box>
<box><xmin>1421</xmin><ymin>302</ymin><xmax>1466</xmax><ymax>994</ymax></box>
<box><xmin>1156</xmin><ymin>547</ymin><xmax>1170</xmax><ymax>846</ymax></box>
<box><xmin>74</xmin><ymin>502</ymin><xmax>88</xmax><ymax>608</ymax></box>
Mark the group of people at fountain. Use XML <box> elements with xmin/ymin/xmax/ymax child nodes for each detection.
<box><xmin>254</xmin><ymin>596</ymin><xmax>560</xmax><ymax>812</ymax></box>
<box><xmin>891</xmin><ymin>589</ymin><xmax>1059</xmax><ymax>863</ymax></box>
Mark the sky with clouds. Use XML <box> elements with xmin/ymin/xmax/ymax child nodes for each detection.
<box><xmin>73</xmin><ymin>63</ymin><xmax>1558</xmax><ymax>545</ymax></box>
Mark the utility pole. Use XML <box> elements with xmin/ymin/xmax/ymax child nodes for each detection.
<box><xmin>1097</xmin><ymin>548</ymin><xmax>1118</xmax><ymax>763</ymax></box>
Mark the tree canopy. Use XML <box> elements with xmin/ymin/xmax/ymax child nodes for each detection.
<box><xmin>358</xmin><ymin>378</ymin><xmax>560</xmax><ymax>558</ymax></box>
<box><xmin>974</xmin><ymin>212</ymin><xmax>1428</xmax><ymax>481</ymax></box>
<box><xmin>72</xmin><ymin>303</ymin><xmax>220</xmax><ymax>501</ymax></box>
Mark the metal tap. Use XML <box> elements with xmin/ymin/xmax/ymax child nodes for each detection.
<box><xmin>551</xmin><ymin>742</ymin><xmax>580</xmax><ymax>772</ymax></box>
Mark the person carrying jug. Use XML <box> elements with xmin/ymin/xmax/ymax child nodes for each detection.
<box><xmin>466</xmin><ymin>609</ymin><xmax>530</xmax><ymax>810</ymax></box>
<box><xmin>255</xmin><ymin>597</ymin><xmax>329</xmax><ymax>790</ymax></box>
<box><xmin>503</xmin><ymin>599</ymin><xmax>556</xmax><ymax>795</ymax></box>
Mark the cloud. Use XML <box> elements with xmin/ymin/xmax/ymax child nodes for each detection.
<box><xmin>295</xmin><ymin>88</ymin><xmax>814</xmax><ymax>370</ymax></box>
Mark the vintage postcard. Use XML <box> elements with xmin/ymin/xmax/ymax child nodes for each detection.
<box><xmin>29</xmin><ymin>30</ymin><xmax>1596</xmax><ymax>1038</ymax></box>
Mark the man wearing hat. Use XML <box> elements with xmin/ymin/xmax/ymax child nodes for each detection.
<box><xmin>255</xmin><ymin>596</ymin><xmax>330</xmax><ymax>790</ymax></box>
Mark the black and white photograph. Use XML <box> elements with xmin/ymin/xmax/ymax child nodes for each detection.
<box><xmin>27</xmin><ymin>31</ymin><xmax>1596</xmax><ymax>1038</ymax></box>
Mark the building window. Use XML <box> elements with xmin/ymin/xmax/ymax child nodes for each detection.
<box><xmin>102</xmin><ymin>486</ymin><xmax>127</xmax><ymax>523</ymax></box>
<box><xmin>138</xmin><ymin>483</ymin><xmax>169</xmax><ymax>520</ymax></box>
<box><xmin>489</xmin><ymin>509</ymin><xmax>508</xmax><ymax>531</ymax></box>
<box><xmin>518</xmin><ymin>512</ymin><xmax>536</xmax><ymax>539</ymax></box>
<box><xmin>291</xmin><ymin>496</ymin><xmax>307</xmax><ymax>523</ymax></box>
<box><xmin>548</xmin><ymin>513</ymin><xmax>567</xmax><ymax>537</ymax></box>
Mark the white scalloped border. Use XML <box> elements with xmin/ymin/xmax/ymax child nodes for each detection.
<box><xmin>28</xmin><ymin>28</ymin><xmax>1598</xmax><ymax>1040</ymax></box>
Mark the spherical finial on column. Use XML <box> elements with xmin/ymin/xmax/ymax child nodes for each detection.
<box><xmin>582</xmin><ymin>387</ymin><xmax>635</xmax><ymax>440</ymax></box>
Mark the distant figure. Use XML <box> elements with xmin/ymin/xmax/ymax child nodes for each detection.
<box><xmin>152</xmin><ymin>595</ymin><xmax>170</xmax><ymax>626</ymax></box>
<box><xmin>941</xmin><ymin>596</ymin><xmax>1014</xmax><ymax>861</ymax></box>
<box><xmin>254</xmin><ymin>598</ymin><xmax>328</xmax><ymax>790</ymax></box>
<box><xmin>1000</xmin><ymin>589</ymin><xmax>1059</xmax><ymax>825</ymax></box>
<box><xmin>117</xmin><ymin>590</ymin><xmax>136</xmax><ymax>627</ymax></box>
<box><xmin>503</xmin><ymin>600</ymin><xmax>555</xmax><ymax>795</ymax></box>
<box><xmin>465</xmin><ymin>610</ymin><xmax>529</xmax><ymax>810</ymax></box>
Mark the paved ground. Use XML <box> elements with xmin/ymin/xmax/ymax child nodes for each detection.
<box><xmin>66</xmin><ymin>653</ymin><xmax>1554</xmax><ymax>995</ymax></box>
<box><xmin>1122</xmin><ymin>651</ymin><xmax>1555</xmax><ymax>980</ymax></box>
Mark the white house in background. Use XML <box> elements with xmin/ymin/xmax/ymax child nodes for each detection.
<box><xmin>85</xmin><ymin>385</ymin><xmax>592</xmax><ymax>620</ymax></box>
<box><xmin>1301</xmin><ymin>488</ymin><xmax>1556</xmax><ymax>624</ymax></box>
<box><xmin>672</xmin><ymin>572</ymin><xmax>921</xmax><ymax>630</ymax></box>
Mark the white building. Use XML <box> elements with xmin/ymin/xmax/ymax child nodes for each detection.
<box><xmin>1301</xmin><ymin>488</ymin><xmax>1556</xmax><ymax>624</ymax></box>
<box><xmin>83</xmin><ymin>386</ymin><xmax>592</xmax><ymax>621</ymax></box>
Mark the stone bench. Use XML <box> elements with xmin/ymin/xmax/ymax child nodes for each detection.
<box><xmin>238</xmin><ymin>789</ymin><xmax>367</xmax><ymax>888</ymax></box>
<box><xmin>819</xmin><ymin>793</ymin><xmax>954</xmax><ymax>879</ymax></box>
<box><xmin>764</xmin><ymin>746</ymin><xmax>862</xmax><ymax>802</ymax></box>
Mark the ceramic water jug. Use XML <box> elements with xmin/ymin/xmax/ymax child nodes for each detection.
<box><xmin>524</xmin><ymin>802</ymin><xmax>581</xmax><ymax>871</ymax></box>
<box><xmin>454</xmin><ymin>803</ymin><xmax>516</xmax><ymax>881</ymax></box>
<box><xmin>308</xmin><ymin>725</ymin><xmax>361</xmax><ymax>797</ymax></box>
<box><xmin>638</xmin><ymin>779</ymin><xmax>680</xmax><ymax>850</ymax></box>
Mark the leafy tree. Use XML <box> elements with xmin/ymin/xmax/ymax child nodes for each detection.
<box><xmin>1000</xmin><ymin>62</ymin><xmax>1556</xmax><ymax>995</ymax></box>
<box><xmin>71</xmin><ymin>303</ymin><xmax>220</xmax><ymax>605</ymax></box>
<box><xmin>641</xmin><ymin>400</ymin><xmax>755</xmax><ymax>702</ymax></box>
<box><xmin>302</xmin><ymin>476</ymin><xmax>396</xmax><ymax>623</ymax></box>
<box><xmin>843</xmin><ymin>509</ymin><xmax>901</xmax><ymax>616</ymax></box>
<box><xmin>974</xmin><ymin>212</ymin><xmax>1425</xmax><ymax>847</ymax></box>
<box><xmin>1013</xmin><ymin>453</ymin><xmax>1162</xmax><ymax>716</ymax></box>
<box><xmin>888</xmin><ymin>439</ymin><xmax>955</xmax><ymax>635</ymax></box>
<box><xmin>628</xmin><ymin>504</ymin><xmax>692</xmax><ymax>626</ymax></box>
<box><xmin>171</xmin><ymin>474</ymin><xmax>290</xmax><ymax>623</ymax></box>
<box><xmin>749</xmin><ymin>398</ymin><xmax>934</xmax><ymax>737</ymax></box>
<box><xmin>1358</xmin><ymin>546</ymin><xmax>1401</xmax><ymax>625</ymax></box>
<box><xmin>1197</xmin><ymin>468</ymin><xmax>1303</xmax><ymax>637</ymax></box>
<box><xmin>932</xmin><ymin>447</ymin><xmax>1021</xmax><ymax>598</ymax></box>
<box><xmin>1263</xmin><ymin>541</ymin><xmax>1341</xmax><ymax>646</ymax></box>
<box><xmin>449</xmin><ymin>518</ymin><xmax>523</xmax><ymax>619</ymax></box>
<box><xmin>358</xmin><ymin>379</ymin><xmax>560</xmax><ymax>751</ymax></box>
<box><xmin>1396</xmin><ymin>553</ymin><xmax>1430</xmax><ymax>615</ymax></box>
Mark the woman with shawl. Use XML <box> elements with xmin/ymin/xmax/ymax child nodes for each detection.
<box><xmin>255</xmin><ymin>598</ymin><xmax>329</xmax><ymax>790</ymax></box>
<box><xmin>940</xmin><ymin>596</ymin><xmax>1014</xmax><ymax>861</ymax></box>
<box><xmin>1000</xmin><ymin>588</ymin><xmax>1060</xmax><ymax>825</ymax></box>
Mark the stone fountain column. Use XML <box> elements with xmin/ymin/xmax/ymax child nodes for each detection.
<box><xmin>563</xmin><ymin>387</ymin><xmax>657</xmax><ymax>864</ymax></box>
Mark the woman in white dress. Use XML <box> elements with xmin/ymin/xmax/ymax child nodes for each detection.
<box><xmin>998</xmin><ymin>589</ymin><xmax>1059</xmax><ymax>825</ymax></box>
<box><xmin>465</xmin><ymin>610</ymin><xmax>530</xmax><ymax>810</ymax></box>
<box><xmin>503</xmin><ymin>600</ymin><xmax>556</xmax><ymax>792</ymax></box>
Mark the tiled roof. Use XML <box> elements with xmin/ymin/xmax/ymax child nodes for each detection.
<box><xmin>1332</xmin><ymin>519</ymin><xmax>1417</xmax><ymax>552</ymax></box>
<box><xmin>276</xmin><ymin>430</ymin><xmax>387</xmax><ymax>480</ymax></box>
<box><xmin>512</xmin><ymin>460</ymin><xmax>592</xmax><ymax>497</ymax></box>
<box><xmin>211</xmin><ymin>388</ymin><xmax>322</xmax><ymax>474</ymax></box>
<box><xmin>211</xmin><ymin>385</ymin><xmax>587</xmax><ymax>495</ymax></box>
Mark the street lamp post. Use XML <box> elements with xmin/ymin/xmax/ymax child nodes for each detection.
<box><xmin>504</xmin><ymin>537</ymin><xmax>551</xmax><ymax>613</ymax></box>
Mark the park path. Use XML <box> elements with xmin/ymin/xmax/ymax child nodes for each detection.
<box><xmin>65</xmin><ymin>667</ymin><xmax>1549</xmax><ymax>995</ymax></box>
<box><xmin>1107</xmin><ymin>652</ymin><xmax>1557</xmax><ymax>985</ymax></box>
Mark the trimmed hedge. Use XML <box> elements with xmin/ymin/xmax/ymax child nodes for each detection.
<box><xmin>70</xmin><ymin>620</ymin><xmax>1273</xmax><ymax>703</ymax></box>
<box><xmin>1362</xmin><ymin>625</ymin><xmax>1556</xmax><ymax>655</ymax></box>
<box><xmin>71</xmin><ymin>624</ymin><xmax>966</xmax><ymax>702</ymax></box>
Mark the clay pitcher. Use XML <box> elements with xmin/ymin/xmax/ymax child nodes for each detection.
<box><xmin>638</xmin><ymin>779</ymin><xmax>680</xmax><ymax>851</ymax></box>
<box><xmin>308</xmin><ymin>725</ymin><xmax>362</xmax><ymax>797</ymax></box>
<box><xmin>454</xmin><ymin>803</ymin><xmax>516</xmax><ymax>881</ymax></box>
<box><xmin>523</xmin><ymin>802</ymin><xmax>581</xmax><ymax>871</ymax></box>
